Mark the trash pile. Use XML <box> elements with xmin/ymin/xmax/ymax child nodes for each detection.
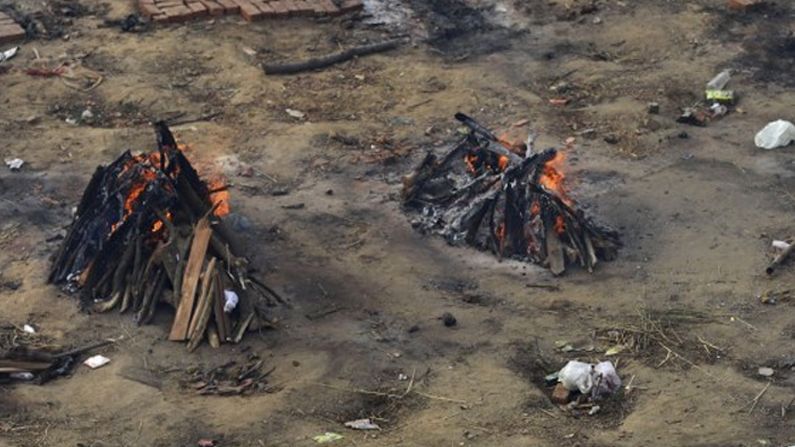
<box><xmin>677</xmin><ymin>69</ymin><xmax>736</xmax><ymax>127</ymax></box>
<box><xmin>547</xmin><ymin>360</ymin><xmax>621</xmax><ymax>415</ymax></box>
<box><xmin>184</xmin><ymin>354</ymin><xmax>278</xmax><ymax>396</ymax></box>
<box><xmin>0</xmin><ymin>322</ymin><xmax>117</xmax><ymax>384</ymax></box>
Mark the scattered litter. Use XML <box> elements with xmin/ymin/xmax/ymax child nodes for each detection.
<box><xmin>223</xmin><ymin>290</ymin><xmax>239</xmax><ymax>313</ymax></box>
<box><xmin>4</xmin><ymin>158</ymin><xmax>24</xmax><ymax>171</ymax></box>
<box><xmin>344</xmin><ymin>418</ymin><xmax>380</xmax><ymax>430</ymax></box>
<box><xmin>22</xmin><ymin>324</ymin><xmax>36</xmax><ymax>334</ymax></box>
<box><xmin>558</xmin><ymin>361</ymin><xmax>594</xmax><ymax>394</ymax></box>
<box><xmin>588</xmin><ymin>405</ymin><xmax>601</xmax><ymax>416</ymax></box>
<box><xmin>647</xmin><ymin>102</ymin><xmax>660</xmax><ymax>114</ymax></box>
<box><xmin>313</xmin><ymin>432</ymin><xmax>344</xmax><ymax>443</ymax></box>
<box><xmin>549</xmin><ymin>98</ymin><xmax>569</xmax><ymax>106</ymax></box>
<box><xmin>286</xmin><ymin>108</ymin><xmax>305</xmax><ymax>119</ymax></box>
<box><xmin>440</xmin><ymin>312</ymin><xmax>457</xmax><ymax>327</ymax></box>
<box><xmin>755</xmin><ymin>120</ymin><xmax>795</xmax><ymax>149</ymax></box>
<box><xmin>81</xmin><ymin>109</ymin><xmax>94</xmax><ymax>120</ymax></box>
<box><xmin>555</xmin><ymin>360</ymin><xmax>621</xmax><ymax>410</ymax></box>
<box><xmin>772</xmin><ymin>240</ymin><xmax>791</xmax><ymax>251</ymax></box>
<box><xmin>398</xmin><ymin>373</ymin><xmax>408</xmax><ymax>381</ymax></box>
<box><xmin>9</xmin><ymin>372</ymin><xmax>34</xmax><ymax>380</ymax></box>
<box><xmin>706</xmin><ymin>69</ymin><xmax>731</xmax><ymax>91</ymax></box>
<box><xmin>758</xmin><ymin>367</ymin><xmax>774</xmax><ymax>377</ymax></box>
<box><xmin>83</xmin><ymin>354</ymin><xmax>111</xmax><ymax>369</ymax></box>
<box><xmin>710</xmin><ymin>103</ymin><xmax>728</xmax><ymax>118</ymax></box>
<box><xmin>706</xmin><ymin>90</ymin><xmax>735</xmax><ymax>105</ymax></box>
<box><xmin>605</xmin><ymin>344</ymin><xmax>625</xmax><ymax>356</ymax></box>
<box><xmin>591</xmin><ymin>361</ymin><xmax>622</xmax><ymax>399</ymax></box>
<box><xmin>241</xmin><ymin>46</ymin><xmax>257</xmax><ymax>57</ymax></box>
<box><xmin>0</xmin><ymin>46</ymin><xmax>19</xmax><ymax>64</ymax></box>
<box><xmin>759</xmin><ymin>289</ymin><xmax>791</xmax><ymax>305</ymax></box>
<box><xmin>197</xmin><ymin>439</ymin><xmax>217</xmax><ymax>447</ymax></box>
<box><xmin>677</xmin><ymin>108</ymin><xmax>709</xmax><ymax>127</ymax></box>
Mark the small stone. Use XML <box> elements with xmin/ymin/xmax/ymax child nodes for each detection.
<box><xmin>604</xmin><ymin>134</ymin><xmax>619</xmax><ymax>144</ymax></box>
<box><xmin>441</xmin><ymin>312</ymin><xmax>457</xmax><ymax>327</ymax></box>
<box><xmin>551</xmin><ymin>383</ymin><xmax>572</xmax><ymax>404</ymax></box>
<box><xmin>758</xmin><ymin>367</ymin><xmax>774</xmax><ymax>377</ymax></box>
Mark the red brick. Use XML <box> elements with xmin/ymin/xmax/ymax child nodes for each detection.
<box><xmin>156</xmin><ymin>0</ymin><xmax>185</xmax><ymax>7</ymax></box>
<box><xmin>199</xmin><ymin>0</ymin><xmax>225</xmax><ymax>15</ymax></box>
<box><xmin>292</xmin><ymin>0</ymin><xmax>315</xmax><ymax>16</ymax></box>
<box><xmin>727</xmin><ymin>0</ymin><xmax>766</xmax><ymax>11</ymax></box>
<box><xmin>551</xmin><ymin>383</ymin><xmax>572</xmax><ymax>405</ymax></box>
<box><xmin>0</xmin><ymin>24</ymin><xmax>25</xmax><ymax>44</ymax></box>
<box><xmin>162</xmin><ymin>5</ymin><xmax>195</xmax><ymax>22</ymax></box>
<box><xmin>281</xmin><ymin>0</ymin><xmax>301</xmax><ymax>16</ymax></box>
<box><xmin>313</xmin><ymin>0</ymin><xmax>341</xmax><ymax>16</ymax></box>
<box><xmin>339</xmin><ymin>0</ymin><xmax>363</xmax><ymax>13</ymax></box>
<box><xmin>252</xmin><ymin>1</ymin><xmax>277</xmax><ymax>17</ymax></box>
<box><xmin>237</xmin><ymin>1</ymin><xmax>265</xmax><ymax>21</ymax></box>
<box><xmin>216</xmin><ymin>0</ymin><xmax>240</xmax><ymax>13</ymax></box>
<box><xmin>186</xmin><ymin>1</ymin><xmax>209</xmax><ymax>17</ymax></box>
<box><xmin>268</xmin><ymin>1</ymin><xmax>290</xmax><ymax>16</ymax></box>
<box><xmin>139</xmin><ymin>2</ymin><xmax>164</xmax><ymax>17</ymax></box>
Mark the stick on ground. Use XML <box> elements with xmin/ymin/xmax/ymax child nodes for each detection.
<box><xmin>263</xmin><ymin>39</ymin><xmax>404</xmax><ymax>75</ymax></box>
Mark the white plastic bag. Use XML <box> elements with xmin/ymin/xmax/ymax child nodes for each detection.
<box><xmin>223</xmin><ymin>290</ymin><xmax>239</xmax><ymax>313</ymax></box>
<box><xmin>755</xmin><ymin>120</ymin><xmax>795</xmax><ymax>149</ymax></box>
<box><xmin>591</xmin><ymin>361</ymin><xmax>622</xmax><ymax>400</ymax></box>
<box><xmin>558</xmin><ymin>361</ymin><xmax>593</xmax><ymax>394</ymax></box>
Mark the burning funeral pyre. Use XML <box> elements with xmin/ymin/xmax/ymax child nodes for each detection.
<box><xmin>49</xmin><ymin>123</ymin><xmax>282</xmax><ymax>350</ymax></box>
<box><xmin>402</xmin><ymin>113</ymin><xmax>621</xmax><ymax>275</ymax></box>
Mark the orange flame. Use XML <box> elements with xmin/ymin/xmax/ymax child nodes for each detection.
<box><xmin>498</xmin><ymin>155</ymin><xmax>510</xmax><ymax>171</ymax></box>
<box><xmin>539</xmin><ymin>151</ymin><xmax>571</xmax><ymax>204</ymax></box>
<box><xmin>464</xmin><ymin>154</ymin><xmax>478</xmax><ymax>174</ymax></box>
<box><xmin>496</xmin><ymin>222</ymin><xmax>507</xmax><ymax>250</ymax></box>
<box><xmin>554</xmin><ymin>215</ymin><xmax>566</xmax><ymax>235</ymax></box>
<box><xmin>208</xmin><ymin>178</ymin><xmax>230</xmax><ymax>218</ymax></box>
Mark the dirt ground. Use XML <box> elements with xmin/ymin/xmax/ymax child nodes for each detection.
<box><xmin>1</xmin><ymin>0</ymin><xmax>795</xmax><ymax>445</ymax></box>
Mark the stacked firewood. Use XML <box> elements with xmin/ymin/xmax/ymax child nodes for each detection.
<box><xmin>403</xmin><ymin>113</ymin><xmax>621</xmax><ymax>275</ymax></box>
<box><xmin>49</xmin><ymin>123</ymin><xmax>282</xmax><ymax>350</ymax></box>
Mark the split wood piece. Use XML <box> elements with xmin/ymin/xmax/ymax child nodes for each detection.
<box><xmin>207</xmin><ymin>323</ymin><xmax>221</xmax><ymax>348</ymax></box>
<box><xmin>545</xmin><ymin>225</ymin><xmax>565</xmax><ymax>276</ymax></box>
<box><xmin>188</xmin><ymin>257</ymin><xmax>217</xmax><ymax>337</ymax></box>
<box><xmin>212</xmin><ymin>268</ymin><xmax>231</xmax><ymax>342</ymax></box>
<box><xmin>187</xmin><ymin>258</ymin><xmax>219</xmax><ymax>351</ymax></box>
<box><xmin>0</xmin><ymin>360</ymin><xmax>53</xmax><ymax>371</ymax></box>
<box><xmin>170</xmin><ymin>217</ymin><xmax>212</xmax><ymax>341</ymax></box>
<box><xmin>263</xmin><ymin>38</ymin><xmax>404</xmax><ymax>75</ymax></box>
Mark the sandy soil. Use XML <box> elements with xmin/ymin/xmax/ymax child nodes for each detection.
<box><xmin>1</xmin><ymin>0</ymin><xmax>795</xmax><ymax>445</ymax></box>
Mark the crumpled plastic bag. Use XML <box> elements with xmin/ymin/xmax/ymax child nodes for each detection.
<box><xmin>755</xmin><ymin>120</ymin><xmax>795</xmax><ymax>149</ymax></box>
<box><xmin>558</xmin><ymin>360</ymin><xmax>594</xmax><ymax>394</ymax></box>
<box><xmin>591</xmin><ymin>361</ymin><xmax>622</xmax><ymax>400</ymax></box>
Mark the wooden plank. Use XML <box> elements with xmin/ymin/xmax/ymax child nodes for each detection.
<box><xmin>188</xmin><ymin>257</ymin><xmax>217</xmax><ymax>337</ymax></box>
<box><xmin>545</xmin><ymin>226</ymin><xmax>566</xmax><ymax>276</ymax></box>
<box><xmin>169</xmin><ymin>217</ymin><xmax>212</xmax><ymax>341</ymax></box>
<box><xmin>0</xmin><ymin>359</ymin><xmax>53</xmax><ymax>371</ymax></box>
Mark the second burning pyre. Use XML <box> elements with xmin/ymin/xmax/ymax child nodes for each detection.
<box><xmin>402</xmin><ymin>113</ymin><xmax>621</xmax><ymax>275</ymax></box>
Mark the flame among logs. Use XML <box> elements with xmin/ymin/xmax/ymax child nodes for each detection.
<box><xmin>49</xmin><ymin>123</ymin><xmax>282</xmax><ymax>350</ymax></box>
<box><xmin>402</xmin><ymin>113</ymin><xmax>621</xmax><ymax>275</ymax></box>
